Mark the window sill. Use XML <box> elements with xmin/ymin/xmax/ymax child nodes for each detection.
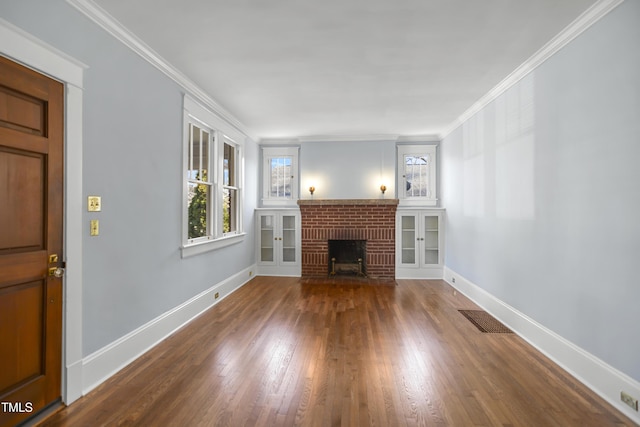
<box><xmin>398</xmin><ymin>199</ymin><xmax>438</xmax><ymax>207</ymax></box>
<box><xmin>181</xmin><ymin>232</ymin><xmax>246</xmax><ymax>258</ymax></box>
<box><xmin>261</xmin><ymin>198</ymin><xmax>299</xmax><ymax>207</ymax></box>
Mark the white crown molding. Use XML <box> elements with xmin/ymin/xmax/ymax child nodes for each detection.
<box><xmin>259</xmin><ymin>133</ymin><xmax>440</xmax><ymax>145</ymax></box>
<box><xmin>439</xmin><ymin>0</ymin><xmax>625</xmax><ymax>140</ymax></box>
<box><xmin>397</xmin><ymin>134</ymin><xmax>441</xmax><ymax>143</ymax></box>
<box><xmin>259</xmin><ymin>137</ymin><xmax>302</xmax><ymax>146</ymax></box>
<box><xmin>66</xmin><ymin>0</ymin><xmax>256</xmax><ymax>141</ymax></box>
<box><xmin>298</xmin><ymin>134</ymin><xmax>400</xmax><ymax>143</ymax></box>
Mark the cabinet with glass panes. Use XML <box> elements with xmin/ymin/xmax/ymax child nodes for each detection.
<box><xmin>396</xmin><ymin>209</ymin><xmax>444</xmax><ymax>279</ymax></box>
<box><xmin>256</xmin><ymin>209</ymin><xmax>301</xmax><ymax>276</ymax></box>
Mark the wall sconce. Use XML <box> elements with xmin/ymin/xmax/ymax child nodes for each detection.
<box><xmin>309</xmin><ymin>186</ymin><xmax>316</xmax><ymax>196</ymax></box>
<box><xmin>380</xmin><ymin>184</ymin><xmax>387</xmax><ymax>194</ymax></box>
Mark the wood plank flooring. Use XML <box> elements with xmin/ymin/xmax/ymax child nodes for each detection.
<box><xmin>38</xmin><ymin>277</ymin><xmax>636</xmax><ymax>426</ymax></box>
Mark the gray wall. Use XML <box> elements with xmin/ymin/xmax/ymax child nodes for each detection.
<box><xmin>441</xmin><ymin>0</ymin><xmax>640</xmax><ymax>382</ymax></box>
<box><xmin>299</xmin><ymin>139</ymin><xmax>397</xmax><ymax>200</ymax></box>
<box><xmin>0</xmin><ymin>0</ymin><xmax>258</xmax><ymax>355</ymax></box>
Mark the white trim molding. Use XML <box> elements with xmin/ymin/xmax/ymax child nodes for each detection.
<box><xmin>82</xmin><ymin>265</ymin><xmax>256</xmax><ymax>394</ymax></box>
<box><xmin>439</xmin><ymin>0</ymin><xmax>626</xmax><ymax>140</ymax></box>
<box><xmin>0</xmin><ymin>18</ymin><xmax>87</xmax><ymax>87</ymax></box>
<box><xmin>443</xmin><ymin>266</ymin><xmax>640</xmax><ymax>425</ymax></box>
<box><xmin>250</xmin><ymin>135</ymin><xmax>443</xmax><ymax>146</ymax></box>
<box><xmin>65</xmin><ymin>0</ymin><xmax>255</xmax><ymax>142</ymax></box>
<box><xmin>0</xmin><ymin>17</ymin><xmax>86</xmax><ymax>405</ymax></box>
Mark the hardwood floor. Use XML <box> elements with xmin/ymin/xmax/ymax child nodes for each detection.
<box><xmin>39</xmin><ymin>277</ymin><xmax>635</xmax><ymax>426</ymax></box>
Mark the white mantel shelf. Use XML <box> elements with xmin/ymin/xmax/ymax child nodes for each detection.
<box><xmin>297</xmin><ymin>199</ymin><xmax>399</xmax><ymax>206</ymax></box>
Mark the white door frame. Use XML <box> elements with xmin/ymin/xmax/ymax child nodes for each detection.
<box><xmin>0</xmin><ymin>17</ymin><xmax>85</xmax><ymax>405</ymax></box>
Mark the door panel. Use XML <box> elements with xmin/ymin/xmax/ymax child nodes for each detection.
<box><xmin>0</xmin><ymin>86</ymin><xmax>46</xmax><ymax>136</ymax></box>
<box><xmin>0</xmin><ymin>56</ymin><xmax>64</xmax><ymax>427</ymax></box>
<box><xmin>0</xmin><ymin>281</ymin><xmax>45</xmax><ymax>391</ymax></box>
<box><xmin>0</xmin><ymin>149</ymin><xmax>45</xmax><ymax>252</ymax></box>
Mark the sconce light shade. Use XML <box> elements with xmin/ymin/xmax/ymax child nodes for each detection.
<box><xmin>380</xmin><ymin>184</ymin><xmax>387</xmax><ymax>194</ymax></box>
<box><xmin>309</xmin><ymin>186</ymin><xmax>315</xmax><ymax>195</ymax></box>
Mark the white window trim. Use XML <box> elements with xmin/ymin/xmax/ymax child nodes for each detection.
<box><xmin>261</xmin><ymin>146</ymin><xmax>299</xmax><ymax>206</ymax></box>
<box><xmin>397</xmin><ymin>144</ymin><xmax>438</xmax><ymax>207</ymax></box>
<box><xmin>181</xmin><ymin>96</ymin><xmax>245</xmax><ymax>257</ymax></box>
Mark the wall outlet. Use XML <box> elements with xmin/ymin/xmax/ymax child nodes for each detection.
<box><xmin>90</xmin><ymin>219</ymin><xmax>99</xmax><ymax>236</ymax></box>
<box><xmin>214</xmin><ymin>292</ymin><xmax>219</xmax><ymax>299</ymax></box>
<box><xmin>621</xmin><ymin>391</ymin><xmax>638</xmax><ymax>411</ymax></box>
<box><xmin>249</xmin><ymin>270</ymin><xmax>253</xmax><ymax>276</ymax></box>
<box><xmin>452</xmin><ymin>277</ymin><xmax>456</xmax><ymax>283</ymax></box>
<box><xmin>620</xmin><ymin>391</ymin><xmax>638</xmax><ymax>411</ymax></box>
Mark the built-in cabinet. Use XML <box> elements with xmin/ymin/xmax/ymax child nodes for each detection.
<box><xmin>395</xmin><ymin>209</ymin><xmax>444</xmax><ymax>279</ymax></box>
<box><xmin>256</xmin><ymin>209</ymin><xmax>301</xmax><ymax>276</ymax></box>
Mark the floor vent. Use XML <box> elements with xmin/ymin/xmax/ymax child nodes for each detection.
<box><xmin>458</xmin><ymin>310</ymin><xmax>513</xmax><ymax>334</ymax></box>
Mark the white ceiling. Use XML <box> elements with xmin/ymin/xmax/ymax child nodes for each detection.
<box><xmin>93</xmin><ymin>0</ymin><xmax>597</xmax><ymax>141</ymax></box>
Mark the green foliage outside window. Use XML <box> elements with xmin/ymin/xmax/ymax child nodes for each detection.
<box><xmin>188</xmin><ymin>173</ymin><xmax>208</xmax><ymax>239</ymax></box>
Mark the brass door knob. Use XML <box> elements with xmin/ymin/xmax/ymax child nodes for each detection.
<box><xmin>49</xmin><ymin>267</ymin><xmax>65</xmax><ymax>278</ymax></box>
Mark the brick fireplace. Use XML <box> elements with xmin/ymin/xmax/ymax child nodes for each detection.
<box><xmin>297</xmin><ymin>199</ymin><xmax>398</xmax><ymax>279</ymax></box>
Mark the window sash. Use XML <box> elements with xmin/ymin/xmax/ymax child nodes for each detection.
<box><xmin>222</xmin><ymin>139</ymin><xmax>240</xmax><ymax>236</ymax></box>
<box><xmin>261</xmin><ymin>147</ymin><xmax>299</xmax><ymax>205</ymax></box>
<box><xmin>187</xmin><ymin>123</ymin><xmax>213</xmax><ymax>243</ymax></box>
<box><xmin>397</xmin><ymin>144</ymin><xmax>437</xmax><ymax>206</ymax></box>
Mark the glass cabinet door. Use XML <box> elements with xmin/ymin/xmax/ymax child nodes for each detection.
<box><xmin>423</xmin><ymin>215</ymin><xmax>439</xmax><ymax>265</ymax></box>
<box><xmin>260</xmin><ymin>214</ymin><xmax>275</xmax><ymax>263</ymax></box>
<box><xmin>400</xmin><ymin>215</ymin><xmax>418</xmax><ymax>266</ymax></box>
<box><xmin>281</xmin><ymin>215</ymin><xmax>296</xmax><ymax>263</ymax></box>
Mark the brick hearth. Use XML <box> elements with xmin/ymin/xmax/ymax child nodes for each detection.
<box><xmin>298</xmin><ymin>199</ymin><xmax>398</xmax><ymax>279</ymax></box>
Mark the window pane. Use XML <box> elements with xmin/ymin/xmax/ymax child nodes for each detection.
<box><xmin>404</xmin><ymin>155</ymin><xmax>429</xmax><ymax>197</ymax></box>
<box><xmin>224</xmin><ymin>143</ymin><xmax>235</xmax><ymax>186</ymax></box>
<box><xmin>201</xmin><ymin>130</ymin><xmax>209</xmax><ymax>181</ymax></box>
<box><xmin>223</xmin><ymin>187</ymin><xmax>236</xmax><ymax>233</ymax></box>
<box><xmin>188</xmin><ymin>182</ymin><xmax>209</xmax><ymax>239</ymax></box>
<box><xmin>188</xmin><ymin>125</ymin><xmax>201</xmax><ymax>180</ymax></box>
<box><xmin>270</xmin><ymin>157</ymin><xmax>292</xmax><ymax>198</ymax></box>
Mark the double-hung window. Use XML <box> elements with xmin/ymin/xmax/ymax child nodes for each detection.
<box><xmin>187</xmin><ymin>122</ymin><xmax>213</xmax><ymax>241</ymax></box>
<box><xmin>182</xmin><ymin>96</ymin><xmax>244</xmax><ymax>257</ymax></box>
<box><xmin>222</xmin><ymin>138</ymin><xmax>239</xmax><ymax>233</ymax></box>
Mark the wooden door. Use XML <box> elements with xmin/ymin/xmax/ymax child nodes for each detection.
<box><xmin>0</xmin><ymin>56</ymin><xmax>64</xmax><ymax>427</ymax></box>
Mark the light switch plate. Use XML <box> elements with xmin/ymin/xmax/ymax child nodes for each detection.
<box><xmin>88</xmin><ymin>196</ymin><xmax>101</xmax><ymax>212</ymax></box>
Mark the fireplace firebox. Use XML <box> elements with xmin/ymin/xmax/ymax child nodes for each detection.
<box><xmin>328</xmin><ymin>240</ymin><xmax>366</xmax><ymax>276</ymax></box>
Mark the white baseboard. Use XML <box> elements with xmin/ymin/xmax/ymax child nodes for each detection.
<box><xmin>395</xmin><ymin>267</ymin><xmax>443</xmax><ymax>279</ymax></box>
<box><xmin>443</xmin><ymin>267</ymin><xmax>640</xmax><ymax>425</ymax></box>
<box><xmin>81</xmin><ymin>265</ymin><xmax>256</xmax><ymax>395</ymax></box>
